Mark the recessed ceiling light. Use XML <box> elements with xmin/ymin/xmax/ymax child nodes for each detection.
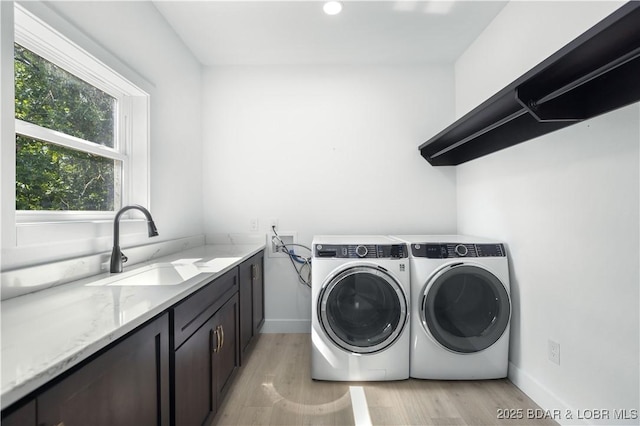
<box><xmin>323</xmin><ymin>1</ymin><xmax>343</xmax><ymax>15</ymax></box>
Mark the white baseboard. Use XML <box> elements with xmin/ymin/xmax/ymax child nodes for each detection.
<box><xmin>508</xmin><ymin>362</ymin><xmax>587</xmax><ymax>426</ymax></box>
<box><xmin>509</xmin><ymin>362</ymin><xmax>639</xmax><ymax>425</ymax></box>
<box><xmin>260</xmin><ymin>319</ymin><xmax>311</xmax><ymax>334</ymax></box>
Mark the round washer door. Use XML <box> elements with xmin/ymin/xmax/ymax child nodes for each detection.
<box><xmin>319</xmin><ymin>265</ymin><xmax>408</xmax><ymax>354</ymax></box>
<box><xmin>421</xmin><ymin>263</ymin><xmax>510</xmax><ymax>354</ymax></box>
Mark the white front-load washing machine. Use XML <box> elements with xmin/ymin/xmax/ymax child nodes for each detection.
<box><xmin>392</xmin><ymin>235</ymin><xmax>511</xmax><ymax>380</ymax></box>
<box><xmin>311</xmin><ymin>235</ymin><xmax>410</xmax><ymax>381</ymax></box>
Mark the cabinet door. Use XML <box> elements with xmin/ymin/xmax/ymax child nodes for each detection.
<box><xmin>1</xmin><ymin>400</ymin><xmax>36</xmax><ymax>426</ymax></box>
<box><xmin>37</xmin><ymin>314</ymin><xmax>169</xmax><ymax>426</ymax></box>
<box><xmin>174</xmin><ymin>294</ymin><xmax>239</xmax><ymax>425</ymax></box>
<box><xmin>213</xmin><ymin>294</ymin><xmax>239</xmax><ymax>403</ymax></box>
<box><xmin>239</xmin><ymin>251</ymin><xmax>265</xmax><ymax>363</ymax></box>
<box><xmin>239</xmin><ymin>259</ymin><xmax>253</xmax><ymax>357</ymax></box>
<box><xmin>174</xmin><ymin>315</ymin><xmax>217</xmax><ymax>426</ymax></box>
<box><xmin>251</xmin><ymin>252</ymin><xmax>265</xmax><ymax>334</ymax></box>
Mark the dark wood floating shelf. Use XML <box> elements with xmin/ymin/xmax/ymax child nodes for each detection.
<box><xmin>419</xmin><ymin>1</ymin><xmax>640</xmax><ymax>166</ymax></box>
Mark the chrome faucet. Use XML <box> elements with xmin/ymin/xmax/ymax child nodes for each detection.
<box><xmin>110</xmin><ymin>205</ymin><xmax>159</xmax><ymax>273</ymax></box>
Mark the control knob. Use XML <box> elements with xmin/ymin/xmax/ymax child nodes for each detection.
<box><xmin>454</xmin><ymin>244</ymin><xmax>468</xmax><ymax>257</ymax></box>
<box><xmin>355</xmin><ymin>245</ymin><xmax>368</xmax><ymax>258</ymax></box>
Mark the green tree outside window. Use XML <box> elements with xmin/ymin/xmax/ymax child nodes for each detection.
<box><xmin>14</xmin><ymin>43</ymin><xmax>119</xmax><ymax>211</ymax></box>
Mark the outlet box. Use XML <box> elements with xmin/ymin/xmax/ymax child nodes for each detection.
<box><xmin>548</xmin><ymin>339</ymin><xmax>560</xmax><ymax>365</ymax></box>
<box><xmin>267</xmin><ymin>232</ymin><xmax>296</xmax><ymax>258</ymax></box>
<box><xmin>249</xmin><ymin>218</ymin><xmax>259</xmax><ymax>232</ymax></box>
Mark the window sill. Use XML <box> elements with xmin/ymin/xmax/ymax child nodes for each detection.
<box><xmin>16</xmin><ymin>211</ymin><xmax>115</xmax><ymax>225</ymax></box>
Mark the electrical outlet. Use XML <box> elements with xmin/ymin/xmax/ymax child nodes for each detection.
<box><xmin>250</xmin><ymin>218</ymin><xmax>259</xmax><ymax>232</ymax></box>
<box><xmin>548</xmin><ymin>339</ymin><xmax>560</xmax><ymax>365</ymax></box>
<box><xmin>270</xmin><ymin>218</ymin><xmax>279</xmax><ymax>230</ymax></box>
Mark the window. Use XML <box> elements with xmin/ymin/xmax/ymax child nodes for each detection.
<box><xmin>1</xmin><ymin>4</ymin><xmax>151</xmax><ymax>261</ymax></box>
<box><xmin>12</xmin><ymin>4</ymin><xmax>149</xmax><ymax>225</ymax></box>
<box><xmin>15</xmin><ymin>43</ymin><xmax>123</xmax><ymax>212</ymax></box>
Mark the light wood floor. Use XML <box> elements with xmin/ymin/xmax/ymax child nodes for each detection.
<box><xmin>212</xmin><ymin>334</ymin><xmax>557</xmax><ymax>426</ymax></box>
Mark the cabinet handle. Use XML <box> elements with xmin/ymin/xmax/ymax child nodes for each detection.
<box><xmin>219</xmin><ymin>325</ymin><xmax>225</xmax><ymax>350</ymax></box>
<box><xmin>251</xmin><ymin>264</ymin><xmax>255</xmax><ymax>281</ymax></box>
<box><xmin>212</xmin><ymin>328</ymin><xmax>219</xmax><ymax>353</ymax></box>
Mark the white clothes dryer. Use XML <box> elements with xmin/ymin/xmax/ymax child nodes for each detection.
<box><xmin>311</xmin><ymin>235</ymin><xmax>410</xmax><ymax>381</ymax></box>
<box><xmin>392</xmin><ymin>235</ymin><xmax>511</xmax><ymax>380</ymax></box>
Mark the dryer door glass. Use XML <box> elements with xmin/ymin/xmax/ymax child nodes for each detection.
<box><xmin>319</xmin><ymin>266</ymin><xmax>407</xmax><ymax>354</ymax></box>
<box><xmin>421</xmin><ymin>265</ymin><xmax>510</xmax><ymax>353</ymax></box>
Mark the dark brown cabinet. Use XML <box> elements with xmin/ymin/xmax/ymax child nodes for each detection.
<box><xmin>238</xmin><ymin>251</ymin><xmax>264</xmax><ymax>363</ymax></box>
<box><xmin>36</xmin><ymin>313</ymin><xmax>170</xmax><ymax>426</ymax></box>
<box><xmin>213</xmin><ymin>295</ymin><xmax>239</xmax><ymax>399</ymax></box>
<box><xmin>252</xmin><ymin>253</ymin><xmax>265</xmax><ymax>335</ymax></box>
<box><xmin>1</xmin><ymin>400</ymin><xmax>35</xmax><ymax>426</ymax></box>
<box><xmin>174</xmin><ymin>314</ymin><xmax>216</xmax><ymax>426</ymax></box>
<box><xmin>173</xmin><ymin>269</ymin><xmax>240</xmax><ymax>426</ymax></box>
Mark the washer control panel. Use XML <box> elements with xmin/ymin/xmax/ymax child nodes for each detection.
<box><xmin>411</xmin><ymin>243</ymin><xmax>505</xmax><ymax>258</ymax></box>
<box><xmin>314</xmin><ymin>244</ymin><xmax>408</xmax><ymax>259</ymax></box>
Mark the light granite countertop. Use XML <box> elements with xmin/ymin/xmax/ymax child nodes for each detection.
<box><xmin>1</xmin><ymin>243</ymin><xmax>264</xmax><ymax>410</ymax></box>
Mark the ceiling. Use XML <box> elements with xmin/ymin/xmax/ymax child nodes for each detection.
<box><xmin>153</xmin><ymin>1</ymin><xmax>508</xmax><ymax>66</ymax></box>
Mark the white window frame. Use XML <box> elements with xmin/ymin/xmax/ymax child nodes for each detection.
<box><xmin>0</xmin><ymin>3</ymin><xmax>151</xmax><ymax>267</ymax></box>
<box><xmin>14</xmin><ymin>4</ymin><xmax>148</xmax><ymax>223</ymax></box>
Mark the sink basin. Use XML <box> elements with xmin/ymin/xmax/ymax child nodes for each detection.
<box><xmin>87</xmin><ymin>256</ymin><xmax>243</xmax><ymax>288</ymax></box>
<box><xmin>193</xmin><ymin>257</ymin><xmax>242</xmax><ymax>272</ymax></box>
<box><xmin>169</xmin><ymin>257</ymin><xmax>242</xmax><ymax>273</ymax></box>
<box><xmin>88</xmin><ymin>263</ymin><xmax>202</xmax><ymax>287</ymax></box>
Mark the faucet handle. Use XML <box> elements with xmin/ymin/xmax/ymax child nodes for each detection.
<box><xmin>121</xmin><ymin>252</ymin><xmax>128</xmax><ymax>264</ymax></box>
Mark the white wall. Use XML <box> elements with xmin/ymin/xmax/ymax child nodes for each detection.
<box><xmin>202</xmin><ymin>65</ymin><xmax>457</xmax><ymax>331</ymax></box>
<box><xmin>1</xmin><ymin>1</ymin><xmax>204</xmax><ymax>270</ymax></box>
<box><xmin>455</xmin><ymin>2</ymin><xmax>639</xmax><ymax>424</ymax></box>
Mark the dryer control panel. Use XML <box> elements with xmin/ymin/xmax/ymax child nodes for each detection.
<box><xmin>314</xmin><ymin>244</ymin><xmax>408</xmax><ymax>259</ymax></box>
<box><xmin>412</xmin><ymin>243</ymin><xmax>505</xmax><ymax>258</ymax></box>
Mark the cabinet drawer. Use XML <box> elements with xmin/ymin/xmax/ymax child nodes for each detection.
<box><xmin>173</xmin><ymin>268</ymin><xmax>238</xmax><ymax>349</ymax></box>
